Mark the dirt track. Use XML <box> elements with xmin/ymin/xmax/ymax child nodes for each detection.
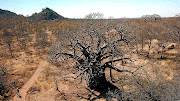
<box><xmin>13</xmin><ymin>56</ymin><xmax>48</xmax><ymax>101</ymax></box>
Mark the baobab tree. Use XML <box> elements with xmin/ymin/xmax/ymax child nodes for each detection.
<box><xmin>50</xmin><ymin>20</ymin><xmax>157</xmax><ymax>100</ymax></box>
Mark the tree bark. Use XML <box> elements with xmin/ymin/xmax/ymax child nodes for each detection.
<box><xmin>85</xmin><ymin>66</ymin><xmax>123</xmax><ymax>100</ymax></box>
<box><xmin>147</xmin><ymin>39</ymin><xmax>152</xmax><ymax>58</ymax></box>
<box><xmin>7</xmin><ymin>43</ymin><xmax>12</xmax><ymax>56</ymax></box>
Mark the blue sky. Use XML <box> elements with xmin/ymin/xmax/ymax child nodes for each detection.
<box><xmin>0</xmin><ymin>0</ymin><xmax>180</xmax><ymax>18</ymax></box>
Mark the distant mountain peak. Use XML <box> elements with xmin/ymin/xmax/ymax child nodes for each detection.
<box><xmin>29</xmin><ymin>7</ymin><xmax>65</xmax><ymax>21</ymax></box>
<box><xmin>43</xmin><ymin>7</ymin><xmax>51</xmax><ymax>11</ymax></box>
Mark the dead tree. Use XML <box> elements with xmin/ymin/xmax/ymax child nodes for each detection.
<box><xmin>144</xmin><ymin>26</ymin><xmax>156</xmax><ymax>58</ymax></box>
<box><xmin>51</xmin><ymin>21</ymin><xmax>158</xmax><ymax>100</ymax></box>
<box><xmin>51</xmin><ymin>24</ymin><xmax>132</xmax><ymax>100</ymax></box>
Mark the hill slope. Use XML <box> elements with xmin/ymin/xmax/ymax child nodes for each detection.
<box><xmin>0</xmin><ymin>9</ymin><xmax>22</xmax><ymax>19</ymax></box>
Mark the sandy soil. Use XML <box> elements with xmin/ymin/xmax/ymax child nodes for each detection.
<box><xmin>13</xmin><ymin>55</ymin><xmax>48</xmax><ymax>101</ymax></box>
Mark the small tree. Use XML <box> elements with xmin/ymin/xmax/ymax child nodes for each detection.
<box><xmin>157</xmin><ymin>21</ymin><xmax>179</xmax><ymax>59</ymax></box>
<box><xmin>1</xmin><ymin>28</ymin><xmax>14</xmax><ymax>56</ymax></box>
<box><xmin>35</xmin><ymin>30</ymin><xmax>49</xmax><ymax>48</ymax></box>
<box><xmin>175</xmin><ymin>13</ymin><xmax>180</xmax><ymax>17</ymax></box>
<box><xmin>84</xmin><ymin>12</ymin><xmax>104</xmax><ymax>19</ymax></box>
<box><xmin>141</xmin><ymin>24</ymin><xmax>157</xmax><ymax>58</ymax></box>
<box><xmin>141</xmin><ymin>14</ymin><xmax>161</xmax><ymax>20</ymax></box>
<box><xmin>152</xmin><ymin>14</ymin><xmax>161</xmax><ymax>20</ymax></box>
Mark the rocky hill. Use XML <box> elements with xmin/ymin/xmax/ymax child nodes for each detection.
<box><xmin>0</xmin><ymin>9</ymin><xmax>22</xmax><ymax>19</ymax></box>
<box><xmin>29</xmin><ymin>7</ymin><xmax>65</xmax><ymax>21</ymax></box>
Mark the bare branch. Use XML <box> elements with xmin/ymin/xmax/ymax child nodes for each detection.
<box><xmin>133</xmin><ymin>64</ymin><xmax>147</xmax><ymax>74</ymax></box>
<box><xmin>53</xmin><ymin>76</ymin><xmax>61</xmax><ymax>93</ymax></box>
<box><xmin>96</xmin><ymin>33</ymin><xmax>101</xmax><ymax>51</ymax></box>
<box><xmin>107</xmin><ymin>64</ymin><xmax>133</xmax><ymax>74</ymax></box>
<box><xmin>17</xmin><ymin>88</ymin><xmax>22</xmax><ymax>98</ymax></box>
<box><xmin>104</xmin><ymin>58</ymin><xmax>130</xmax><ymax>65</ymax></box>
<box><xmin>0</xmin><ymin>66</ymin><xmax>18</xmax><ymax>76</ymax></box>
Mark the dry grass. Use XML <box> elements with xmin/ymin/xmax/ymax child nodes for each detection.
<box><xmin>0</xmin><ymin>18</ymin><xmax>180</xmax><ymax>101</ymax></box>
<box><xmin>21</xmin><ymin>38</ymin><xmax>180</xmax><ymax>101</ymax></box>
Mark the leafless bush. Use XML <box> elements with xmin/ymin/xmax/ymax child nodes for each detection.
<box><xmin>0</xmin><ymin>65</ymin><xmax>16</xmax><ymax>100</ymax></box>
<box><xmin>35</xmin><ymin>30</ymin><xmax>50</xmax><ymax>48</ymax></box>
<box><xmin>1</xmin><ymin>28</ymin><xmax>15</xmax><ymax>56</ymax></box>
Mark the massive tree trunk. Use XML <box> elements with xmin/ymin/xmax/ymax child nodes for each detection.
<box><xmin>85</xmin><ymin>67</ymin><xmax>123</xmax><ymax>100</ymax></box>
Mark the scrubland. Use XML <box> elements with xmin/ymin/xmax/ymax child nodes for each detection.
<box><xmin>0</xmin><ymin>17</ymin><xmax>180</xmax><ymax>101</ymax></box>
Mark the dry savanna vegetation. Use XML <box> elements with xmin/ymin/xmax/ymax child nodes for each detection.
<box><xmin>0</xmin><ymin>9</ymin><xmax>180</xmax><ymax>101</ymax></box>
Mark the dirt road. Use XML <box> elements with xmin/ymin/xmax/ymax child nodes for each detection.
<box><xmin>13</xmin><ymin>56</ymin><xmax>48</xmax><ymax>101</ymax></box>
